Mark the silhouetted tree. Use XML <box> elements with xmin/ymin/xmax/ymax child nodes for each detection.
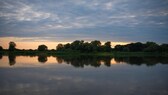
<box><xmin>82</xmin><ymin>42</ymin><xmax>92</xmax><ymax>52</ymax></box>
<box><xmin>104</xmin><ymin>41</ymin><xmax>111</xmax><ymax>52</ymax></box>
<box><xmin>38</xmin><ymin>45</ymin><xmax>48</xmax><ymax>51</ymax></box>
<box><xmin>56</xmin><ymin>44</ymin><xmax>64</xmax><ymax>51</ymax></box>
<box><xmin>55</xmin><ymin>40</ymin><xmax>164</xmax><ymax>52</ymax></box>
<box><xmin>143</xmin><ymin>42</ymin><xmax>160</xmax><ymax>52</ymax></box>
<box><xmin>160</xmin><ymin>44</ymin><xmax>168</xmax><ymax>52</ymax></box>
<box><xmin>145</xmin><ymin>42</ymin><xmax>157</xmax><ymax>47</ymax></box>
<box><xmin>64</xmin><ymin>43</ymin><xmax>71</xmax><ymax>49</ymax></box>
<box><xmin>9</xmin><ymin>42</ymin><xmax>16</xmax><ymax>51</ymax></box>
<box><xmin>114</xmin><ymin>45</ymin><xmax>124</xmax><ymax>51</ymax></box>
<box><xmin>71</xmin><ymin>40</ymin><xmax>84</xmax><ymax>51</ymax></box>
<box><xmin>127</xmin><ymin>42</ymin><xmax>144</xmax><ymax>52</ymax></box>
<box><xmin>91</xmin><ymin>40</ymin><xmax>101</xmax><ymax>52</ymax></box>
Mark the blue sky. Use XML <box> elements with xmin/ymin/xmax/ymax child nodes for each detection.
<box><xmin>0</xmin><ymin>0</ymin><xmax>168</xmax><ymax>45</ymax></box>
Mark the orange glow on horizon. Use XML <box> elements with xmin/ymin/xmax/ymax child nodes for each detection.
<box><xmin>0</xmin><ymin>37</ymin><xmax>71</xmax><ymax>49</ymax></box>
<box><xmin>0</xmin><ymin>37</ymin><xmax>129</xmax><ymax>49</ymax></box>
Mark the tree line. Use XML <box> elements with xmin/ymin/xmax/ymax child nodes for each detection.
<box><xmin>0</xmin><ymin>40</ymin><xmax>168</xmax><ymax>52</ymax></box>
<box><xmin>55</xmin><ymin>40</ymin><xmax>168</xmax><ymax>52</ymax></box>
<box><xmin>56</xmin><ymin>40</ymin><xmax>111</xmax><ymax>52</ymax></box>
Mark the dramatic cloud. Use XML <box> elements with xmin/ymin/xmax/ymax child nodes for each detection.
<box><xmin>0</xmin><ymin>0</ymin><xmax>168</xmax><ymax>44</ymax></box>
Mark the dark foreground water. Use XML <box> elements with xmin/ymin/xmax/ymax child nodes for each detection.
<box><xmin>0</xmin><ymin>55</ymin><xmax>168</xmax><ymax>95</ymax></box>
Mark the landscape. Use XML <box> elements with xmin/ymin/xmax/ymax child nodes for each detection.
<box><xmin>0</xmin><ymin>0</ymin><xmax>168</xmax><ymax>95</ymax></box>
<box><xmin>1</xmin><ymin>40</ymin><xmax>168</xmax><ymax>56</ymax></box>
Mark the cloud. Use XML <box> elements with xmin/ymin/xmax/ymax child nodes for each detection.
<box><xmin>0</xmin><ymin>0</ymin><xmax>168</xmax><ymax>43</ymax></box>
<box><xmin>0</xmin><ymin>1</ymin><xmax>51</xmax><ymax>22</ymax></box>
<box><xmin>104</xmin><ymin>1</ymin><xmax>118</xmax><ymax>10</ymax></box>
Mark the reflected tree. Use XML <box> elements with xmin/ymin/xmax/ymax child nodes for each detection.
<box><xmin>0</xmin><ymin>54</ymin><xmax>2</xmax><ymax>59</ymax></box>
<box><xmin>0</xmin><ymin>46</ymin><xmax>3</xmax><ymax>51</ymax></box>
<box><xmin>38</xmin><ymin>55</ymin><xmax>48</xmax><ymax>63</ymax></box>
<box><xmin>56</xmin><ymin>57</ymin><xmax>63</xmax><ymax>63</ymax></box>
<box><xmin>113</xmin><ymin>56</ymin><xmax>168</xmax><ymax>66</ymax></box>
<box><xmin>126</xmin><ymin>57</ymin><xmax>144</xmax><ymax>66</ymax></box>
<box><xmin>56</xmin><ymin>56</ymin><xmax>114</xmax><ymax>68</ymax></box>
<box><xmin>160</xmin><ymin>57</ymin><xmax>168</xmax><ymax>64</ymax></box>
<box><xmin>48</xmin><ymin>56</ymin><xmax>168</xmax><ymax>67</ymax></box>
<box><xmin>8</xmin><ymin>54</ymin><xmax>16</xmax><ymax>66</ymax></box>
<box><xmin>114</xmin><ymin>57</ymin><xmax>124</xmax><ymax>63</ymax></box>
<box><xmin>103</xmin><ymin>57</ymin><xmax>111</xmax><ymax>67</ymax></box>
<box><xmin>143</xmin><ymin>57</ymin><xmax>159</xmax><ymax>66</ymax></box>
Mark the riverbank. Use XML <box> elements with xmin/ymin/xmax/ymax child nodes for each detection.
<box><xmin>0</xmin><ymin>50</ymin><xmax>168</xmax><ymax>57</ymax></box>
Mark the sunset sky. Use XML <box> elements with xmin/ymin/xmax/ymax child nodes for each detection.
<box><xmin>0</xmin><ymin>0</ymin><xmax>168</xmax><ymax>49</ymax></box>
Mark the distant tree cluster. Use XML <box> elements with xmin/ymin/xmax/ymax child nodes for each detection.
<box><xmin>0</xmin><ymin>41</ymin><xmax>168</xmax><ymax>52</ymax></box>
<box><xmin>56</xmin><ymin>40</ymin><xmax>112</xmax><ymax>52</ymax></box>
<box><xmin>38</xmin><ymin>45</ymin><xmax>48</xmax><ymax>51</ymax></box>
<box><xmin>114</xmin><ymin>42</ymin><xmax>168</xmax><ymax>52</ymax></box>
<box><xmin>8</xmin><ymin>42</ymin><xmax>16</xmax><ymax>51</ymax></box>
<box><xmin>56</xmin><ymin>41</ymin><xmax>168</xmax><ymax>52</ymax></box>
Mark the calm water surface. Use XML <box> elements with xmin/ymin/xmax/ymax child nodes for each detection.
<box><xmin>0</xmin><ymin>55</ymin><xmax>168</xmax><ymax>95</ymax></box>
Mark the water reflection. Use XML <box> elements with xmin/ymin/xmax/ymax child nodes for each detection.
<box><xmin>0</xmin><ymin>55</ymin><xmax>168</xmax><ymax>67</ymax></box>
<box><xmin>114</xmin><ymin>57</ymin><xmax>168</xmax><ymax>66</ymax></box>
<box><xmin>56</xmin><ymin>56</ymin><xmax>112</xmax><ymax>68</ymax></box>
<box><xmin>38</xmin><ymin>54</ymin><xmax>48</xmax><ymax>63</ymax></box>
<box><xmin>0</xmin><ymin>55</ymin><xmax>168</xmax><ymax>95</ymax></box>
<box><xmin>8</xmin><ymin>54</ymin><xmax>16</xmax><ymax>66</ymax></box>
<box><xmin>0</xmin><ymin>54</ymin><xmax>2</xmax><ymax>59</ymax></box>
<box><xmin>57</xmin><ymin>56</ymin><xmax>168</xmax><ymax>67</ymax></box>
<box><xmin>56</xmin><ymin>57</ymin><xmax>63</xmax><ymax>63</ymax></box>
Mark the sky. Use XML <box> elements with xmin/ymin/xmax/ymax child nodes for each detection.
<box><xmin>0</xmin><ymin>0</ymin><xmax>168</xmax><ymax>49</ymax></box>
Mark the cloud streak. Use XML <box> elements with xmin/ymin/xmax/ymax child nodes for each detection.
<box><xmin>0</xmin><ymin>1</ymin><xmax>51</xmax><ymax>22</ymax></box>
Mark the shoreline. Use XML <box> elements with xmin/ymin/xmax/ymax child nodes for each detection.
<box><xmin>0</xmin><ymin>51</ymin><xmax>168</xmax><ymax>57</ymax></box>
